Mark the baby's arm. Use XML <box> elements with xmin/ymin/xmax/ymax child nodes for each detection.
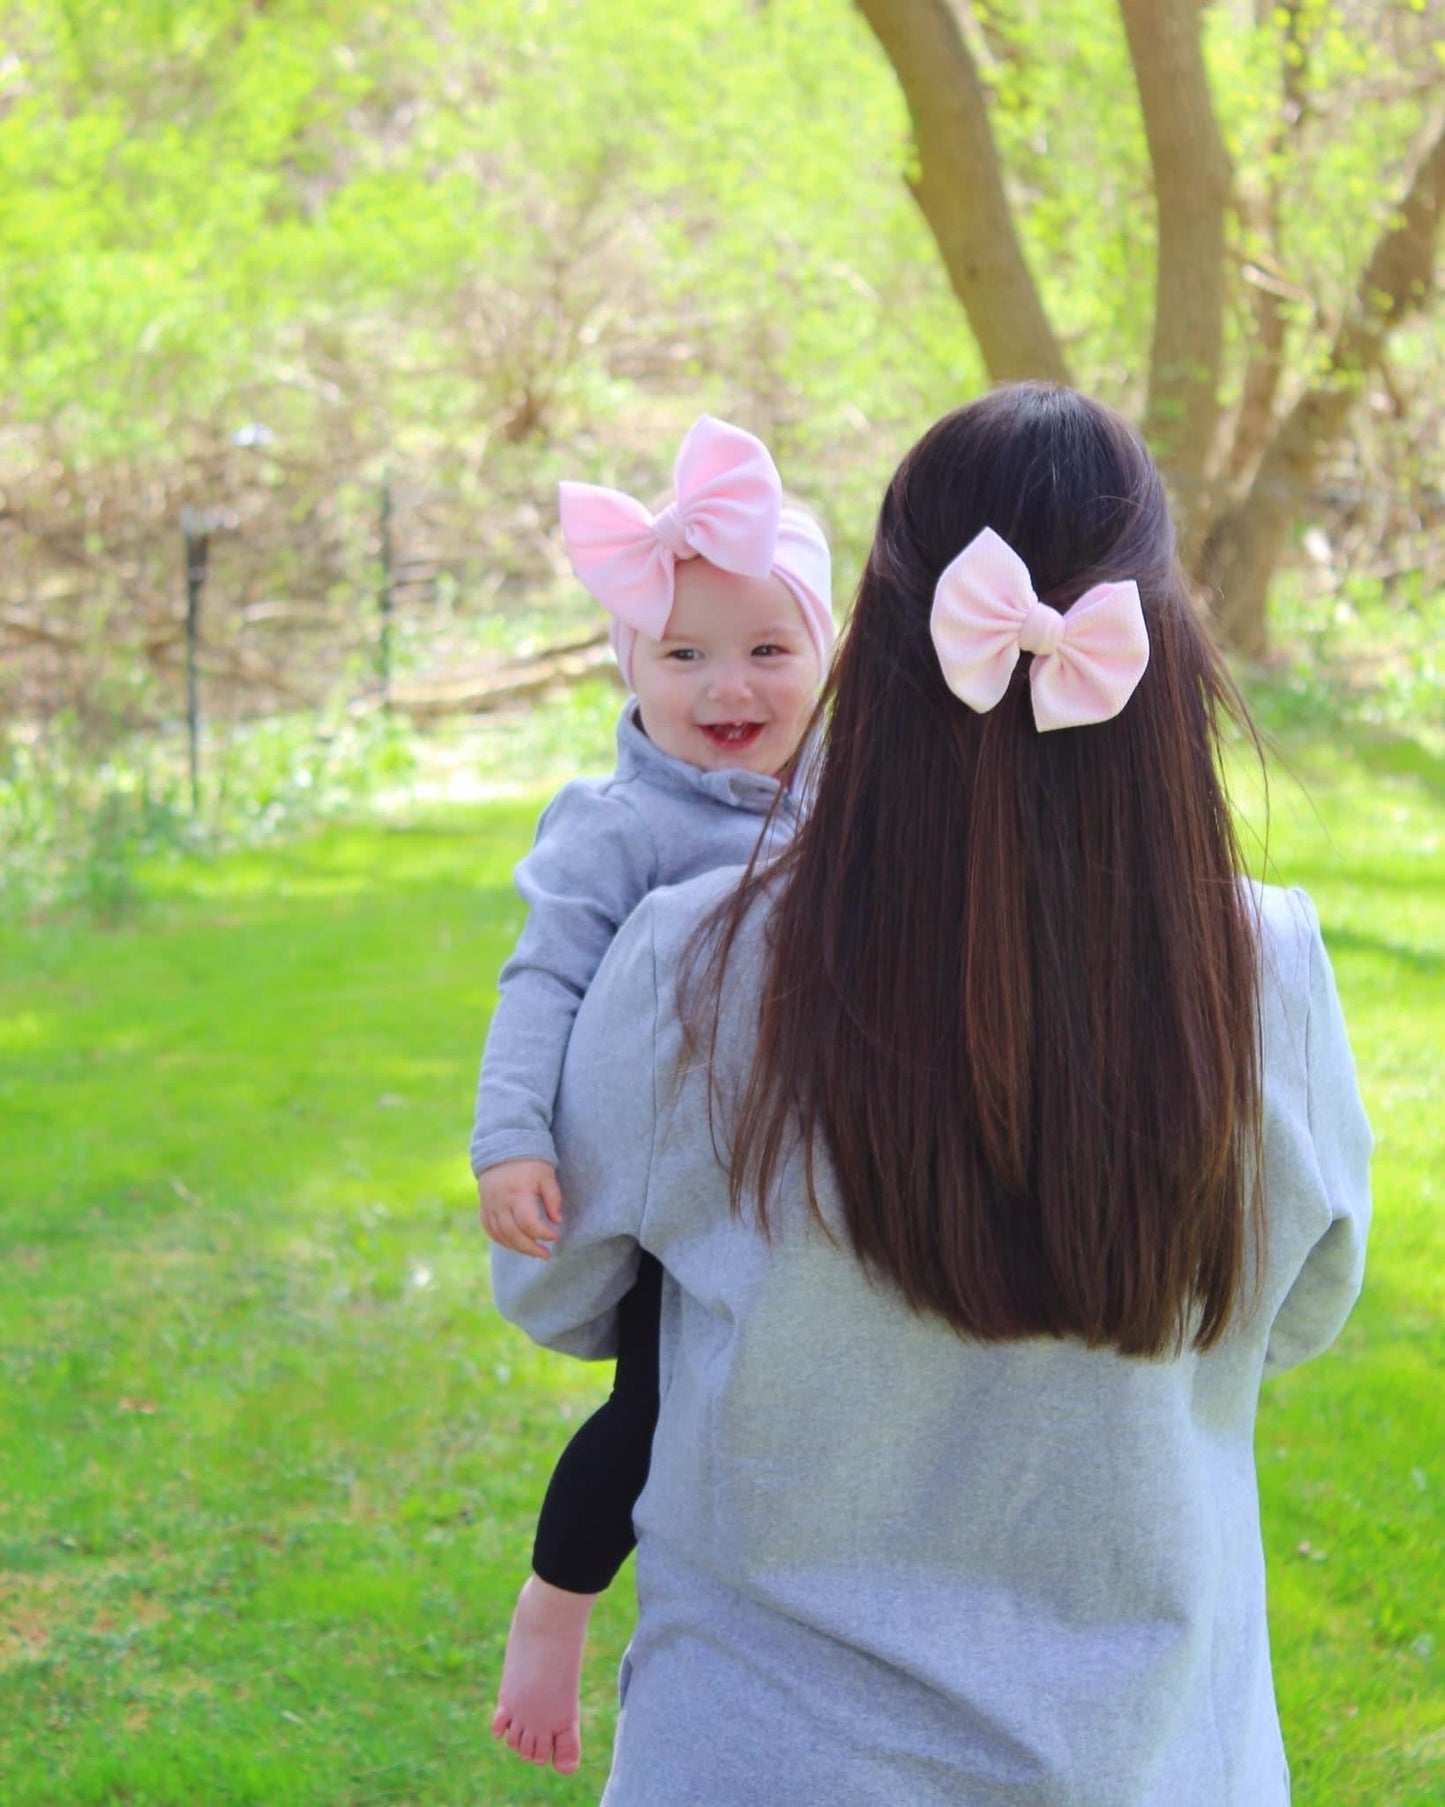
<box><xmin>491</xmin><ymin>895</ymin><xmax>662</xmax><ymax>1356</ymax></box>
<box><xmin>479</xmin><ymin>1159</ymin><xmax>565</xmax><ymax>1259</ymax></box>
<box><xmin>473</xmin><ymin>782</ymin><xmax>657</xmax><ymax>1252</ymax></box>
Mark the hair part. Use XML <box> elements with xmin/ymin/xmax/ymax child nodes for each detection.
<box><xmin>685</xmin><ymin>383</ymin><xmax>1264</xmax><ymax>1358</ymax></box>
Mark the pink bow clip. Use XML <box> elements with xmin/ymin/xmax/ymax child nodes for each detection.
<box><xmin>558</xmin><ymin>416</ymin><xmax>783</xmax><ymax>639</ymax></box>
<box><xmin>930</xmin><ymin>527</ymin><xmax>1150</xmax><ymax>732</ymax></box>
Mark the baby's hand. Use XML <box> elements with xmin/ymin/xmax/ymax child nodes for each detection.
<box><xmin>478</xmin><ymin>1160</ymin><xmax>564</xmax><ymax>1259</ymax></box>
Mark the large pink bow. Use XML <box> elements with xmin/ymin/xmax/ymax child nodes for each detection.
<box><xmin>558</xmin><ymin>416</ymin><xmax>783</xmax><ymax>639</ymax></box>
<box><xmin>930</xmin><ymin>527</ymin><xmax>1150</xmax><ymax>732</ymax></box>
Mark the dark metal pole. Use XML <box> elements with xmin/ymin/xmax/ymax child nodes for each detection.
<box><xmin>377</xmin><ymin>474</ymin><xmax>394</xmax><ymax>710</ymax></box>
<box><xmin>181</xmin><ymin>509</ymin><xmax>211</xmax><ymax>814</ymax></box>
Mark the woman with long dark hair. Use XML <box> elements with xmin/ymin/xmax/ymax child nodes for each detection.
<box><xmin>491</xmin><ymin>384</ymin><xmax>1371</xmax><ymax>1804</ymax></box>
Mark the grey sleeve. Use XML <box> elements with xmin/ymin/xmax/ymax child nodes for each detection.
<box><xmin>470</xmin><ymin>782</ymin><xmax>657</xmax><ymax>1175</ymax></box>
<box><xmin>490</xmin><ymin>895</ymin><xmax>660</xmax><ymax>1359</ymax></box>
<box><xmin>1264</xmin><ymin>892</ymin><xmax>1373</xmax><ymax>1377</ymax></box>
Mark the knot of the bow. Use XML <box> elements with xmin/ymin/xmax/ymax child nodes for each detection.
<box><xmin>1018</xmin><ymin>599</ymin><xmax>1066</xmax><ymax>659</ymax></box>
<box><xmin>650</xmin><ymin>503</ymin><xmax>695</xmax><ymax>561</ymax></box>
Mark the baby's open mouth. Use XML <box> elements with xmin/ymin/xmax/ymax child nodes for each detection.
<box><xmin>700</xmin><ymin>722</ymin><xmax>765</xmax><ymax>750</ymax></box>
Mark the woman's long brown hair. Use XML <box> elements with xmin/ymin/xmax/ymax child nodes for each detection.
<box><xmin>688</xmin><ymin>384</ymin><xmax>1263</xmax><ymax>1357</ymax></box>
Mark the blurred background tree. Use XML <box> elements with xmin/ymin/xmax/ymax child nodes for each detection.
<box><xmin>858</xmin><ymin>0</ymin><xmax>1442</xmax><ymax>652</ymax></box>
<box><xmin>0</xmin><ymin>0</ymin><xmax>1439</xmax><ymax>775</ymax></box>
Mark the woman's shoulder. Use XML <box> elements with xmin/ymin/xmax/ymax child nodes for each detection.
<box><xmin>1244</xmin><ymin>878</ymin><xmax>1323</xmax><ymax>1002</ymax></box>
<box><xmin>634</xmin><ymin>865</ymin><xmax>775</xmax><ymax>953</ymax></box>
<box><xmin>1248</xmin><ymin>877</ymin><xmax>1370</xmax><ymax>1175</ymax></box>
<box><xmin>609</xmin><ymin>867</ymin><xmax>777</xmax><ymax>1049</ymax></box>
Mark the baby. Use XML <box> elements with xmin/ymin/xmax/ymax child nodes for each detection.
<box><xmin>473</xmin><ymin>415</ymin><xmax>833</xmax><ymax>1774</ymax></box>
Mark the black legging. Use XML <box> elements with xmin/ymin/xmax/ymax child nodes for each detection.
<box><xmin>531</xmin><ymin>1252</ymin><xmax>663</xmax><ymax>1595</ymax></box>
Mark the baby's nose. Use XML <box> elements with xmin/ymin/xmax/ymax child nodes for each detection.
<box><xmin>708</xmin><ymin>663</ymin><xmax>754</xmax><ymax>699</ymax></box>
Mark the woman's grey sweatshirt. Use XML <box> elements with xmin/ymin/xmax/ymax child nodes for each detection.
<box><xmin>491</xmin><ymin>875</ymin><xmax>1372</xmax><ymax>1806</ymax></box>
<box><xmin>470</xmin><ymin>704</ymin><xmax>800</xmax><ymax>1177</ymax></box>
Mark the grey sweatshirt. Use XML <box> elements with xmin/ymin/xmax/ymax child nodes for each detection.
<box><xmin>470</xmin><ymin>703</ymin><xmax>801</xmax><ymax>1177</ymax></box>
<box><xmin>492</xmin><ymin>877</ymin><xmax>1372</xmax><ymax>1806</ymax></box>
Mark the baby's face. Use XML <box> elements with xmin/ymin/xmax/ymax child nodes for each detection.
<box><xmin>630</xmin><ymin>560</ymin><xmax>821</xmax><ymax>777</ymax></box>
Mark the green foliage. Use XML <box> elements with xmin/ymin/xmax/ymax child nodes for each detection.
<box><xmin>0</xmin><ymin>706</ymin><xmax>417</xmax><ymax>926</ymax></box>
<box><xmin>0</xmin><ymin>1</ymin><xmax>1434</xmax><ymax>459</ymax></box>
<box><xmin>1244</xmin><ymin>562</ymin><xmax>1444</xmax><ymax>748</ymax></box>
<box><xmin>0</xmin><ymin>0</ymin><xmax>1439</xmax><ymax>925</ymax></box>
<box><xmin>0</xmin><ymin>0</ymin><xmax>966</xmax><ymax>466</ymax></box>
<box><xmin>1</xmin><ymin>0</ymin><xmax>1438</xmax><ymax>689</ymax></box>
<box><xmin>430</xmin><ymin>677</ymin><xmax>622</xmax><ymax>800</ymax></box>
<box><xmin>0</xmin><ymin>717</ymin><xmax>190</xmax><ymax>927</ymax></box>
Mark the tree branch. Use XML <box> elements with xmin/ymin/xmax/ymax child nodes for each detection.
<box><xmin>854</xmin><ymin>0</ymin><xmax>1069</xmax><ymax>384</ymax></box>
<box><xmin>0</xmin><ymin>608</ymin><xmax>86</xmax><ymax>650</ymax></box>
<box><xmin>1222</xmin><ymin>0</ymin><xmax>1308</xmax><ymax>489</ymax></box>
<box><xmin>1199</xmin><ymin>110</ymin><xmax>1445</xmax><ymax>652</ymax></box>
<box><xmin>386</xmin><ymin>637</ymin><xmax>621</xmax><ymax>721</ymax></box>
<box><xmin>1117</xmin><ymin>0</ymin><xmax>1233</xmax><ymax>525</ymax></box>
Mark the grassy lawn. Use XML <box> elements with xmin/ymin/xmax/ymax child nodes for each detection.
<box><xmin>1</xmin><ymin>722</ymin><xmax>1440</xmax><ymax>1805</ymax></box>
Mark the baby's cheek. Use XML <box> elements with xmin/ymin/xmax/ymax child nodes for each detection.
<box><xmin>776</xmin><ymin>675</ymin><xmax>819</xmax><ymax>749</ymax></box>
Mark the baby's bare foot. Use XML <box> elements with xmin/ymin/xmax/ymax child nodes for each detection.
<box><xmin>491</xmin><ymin>1574</ymin><xmax>597</xmax><ymax>1775</ymax></box>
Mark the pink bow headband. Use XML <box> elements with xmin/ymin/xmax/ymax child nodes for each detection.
<box><xmin>558</xmin><ymin>416</ymin><xmax>833</xmax><ymax>686</ymax></box>
<box><xmin>930</xmin><ymin>527</ymin><xmax>1150</xmax><ymax>732</ymax></box>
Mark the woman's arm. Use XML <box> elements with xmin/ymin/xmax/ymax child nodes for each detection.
<box><xmin>1263</xmin><ymin>891</ymin><xmax>1373</xmax><ymax>1376</ymax></box>
<box><xmin>489</xmin><ymin>893</ymin><xmax>661</xmax><ymax>1359</ymax></box>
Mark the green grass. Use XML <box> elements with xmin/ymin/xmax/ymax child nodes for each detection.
<box><xmin>1</xmin><ymin>724</ymin><xmax>1441</xmax><ymax>1805</ymax></box>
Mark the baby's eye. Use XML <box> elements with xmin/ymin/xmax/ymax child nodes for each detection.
<box><xmin>665</xmin><ymin>647</ymin><xmax>702</xmax><ymax>662</ymax></box>
<box><xmin>752</xmin><ymin>643</ymin><xmax>788</xmax><ymax>658</ymax></box>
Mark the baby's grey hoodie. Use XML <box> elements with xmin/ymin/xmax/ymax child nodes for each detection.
<box><xmin>470</xmin><ymin>703</ymin><xmax>801</xmax><ymax>1176</ymax></box>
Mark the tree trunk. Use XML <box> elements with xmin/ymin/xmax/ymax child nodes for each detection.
<box><xmin>1221</xmin><ymin>0</ymin><xmax>1307</xmax><ymax>491</ymax></box>
<box><xmin>1117</xmin><ymin>0</ymin><xmax>1233</xmax><ymax>533</ymax></box>
<box><xmin>1199</xmin><ymin>112</ymin><xmax>1445</xmax><ymax>655</ymax></box>
<box><xmin>855</xmin><ymin>0</ymin><xmax>1069</xmax><ymax>384</ymax></box>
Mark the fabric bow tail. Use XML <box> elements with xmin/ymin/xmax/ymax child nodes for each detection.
<box><xmin>929</xmin><ymin>526</ymin><xmax>1149</xmax><ymax>732</ymax></box>
<box><xmin>1027</xmin><ymin>580</ymin><xmax>1151</xmax><ymax>732</ymax></box>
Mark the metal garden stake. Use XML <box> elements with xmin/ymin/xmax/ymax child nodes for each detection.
<box><xmin>378</xmin><ymin>473</ymin><xmax>395</xmax><ymax>710</ymax></box>
<box><xmin>181</xmin><ymin>508</ymin><xmax>211</xmax><ymax>814</ymax></box>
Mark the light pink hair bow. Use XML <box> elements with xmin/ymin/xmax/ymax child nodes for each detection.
<box><xmin>558</xmin><ymin>416</ymin><xmax>783</xmax><ymax>641</ymax></box>
<box><xmin>930</xmin><ymin>527</ymin><xmax>1150</xmax><ymax>732</ymax></box>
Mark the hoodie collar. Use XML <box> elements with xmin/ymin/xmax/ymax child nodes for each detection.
<box><xmin>614</xmin><ymin>702</ymin><xmax>802</xmax><ymax>818</ymax></box>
